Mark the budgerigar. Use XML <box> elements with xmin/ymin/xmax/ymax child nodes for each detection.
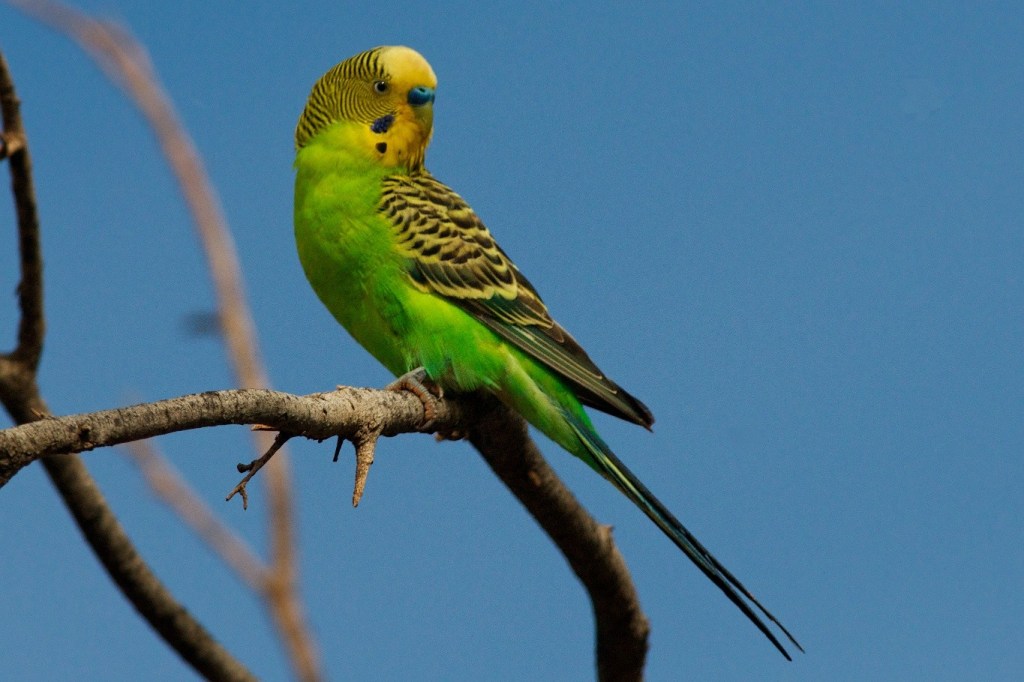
<box><xmin>293</xmin><ymin>46</ymin><xmax>801</xmax><ymax>659</ymax></box>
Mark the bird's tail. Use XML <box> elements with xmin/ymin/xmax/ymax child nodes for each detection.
<box><xmin>565</xmin><ymin>416</ymin><xmax>803</xmax><ymax>660</ymax></box>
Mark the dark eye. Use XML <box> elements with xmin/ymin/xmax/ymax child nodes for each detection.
<box><xmin>373</xmin><ymin>80</ymin><xmax>389</xmax><ymax>94</ymax></box>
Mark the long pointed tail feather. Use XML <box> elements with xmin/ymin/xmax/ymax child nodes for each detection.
<box><xmin>567</xmin><ymin>418</ymin><xmax>803</xmax><ymax>660</ymax></box>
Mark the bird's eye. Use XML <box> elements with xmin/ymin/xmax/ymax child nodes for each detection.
<box><xmin>373</xmin><ymin>80</ymin><xmax>389</xmax><ymax>94</ymax></box>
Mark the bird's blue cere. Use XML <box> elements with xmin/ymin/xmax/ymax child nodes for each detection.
<box><xmin>408</xmin><ymin>86</ymin><xmax>435</xmax><ymax>106</ymax></box>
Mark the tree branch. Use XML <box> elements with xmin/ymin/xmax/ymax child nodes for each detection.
<box><xmin>125</xmin><ymin>439</ymin><xmax>271</xmax><ymax>592</ymax></box>
<box><xmin>0</xmin><ymin>386</ymin><xmax>650</xmax><ymax>679</ymax></box>
<box><xmin>0</xmin><ymin>51</ymin><xmax>43</xmax><ymax>369</ymax></box>
<box><xmin>7</xmin><ymin>2</ymin><xmax>320</xmax><ymax>678</ymax></box>
<box><xmin>468</xmin><ymin>401</ymin><xmax>650</xmax><ymax>681</ymax></box>
<box><xmin>3</xmin><ymin>4</ymin><xmax>652</xmax><ymax>678</ymax></box>
<box><xmin>41</xmin><ymin>454</ymin><xmax>259</xmax><ymax>682</ymax></box>
<box><xmin>0</xmin><ymin>387</ymin><xmax>470</xmax><ymax>485</ymax></box>
<box><xmin>0</xmin><ymin>47</ymin><xmax>257</xmax><ymax>682</ymax></box>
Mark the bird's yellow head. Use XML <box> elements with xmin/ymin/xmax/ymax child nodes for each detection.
<box><xmin>295</xmin><ymin>46</ymin><xmax>437</xmax><ymax>170</ymax></box>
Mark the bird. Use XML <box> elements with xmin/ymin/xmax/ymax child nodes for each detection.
<box><xmin>293</xmin><ymin>45</ymin><xmax>801</xmax><ymax>660</ymax></box>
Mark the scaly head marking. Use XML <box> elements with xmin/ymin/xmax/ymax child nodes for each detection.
<box><xmin>295</xmin><ymin>46</ymin><xmax>437</xmax><ymax>170</ymax></box>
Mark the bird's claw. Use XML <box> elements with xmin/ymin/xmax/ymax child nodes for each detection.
<box><xmin>386</xmin><ymin>367</ymin><xmax>443</xmax><ymax>430</ymax></box>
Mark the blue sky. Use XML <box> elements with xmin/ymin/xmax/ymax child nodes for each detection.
<box><xmin>2</xmin><ymin>1</ymin><xmax>1022</xmax><ymax>680</ymax></box>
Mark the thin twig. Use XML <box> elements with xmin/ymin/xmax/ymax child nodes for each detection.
<box><xmin>350</xmin><ymin>425</ymin><xmax>382</xmax><ymax>507</ymax></box>
<box><xmin>227</xmin><ymin>432</ymin><xmax>292</xmax><ymax>510</ymax></box>
<box><xmin>0</xmin><ymin>50</ymin><xmax>44</xmax><ymax>370</ymax></box>
<box><xmin>126</xmin><ymin>439</ymin><xmax>271</xmax><ymax>591</ymax></box>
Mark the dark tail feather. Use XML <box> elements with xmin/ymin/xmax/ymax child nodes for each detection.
<box><xmin>568</xmin><ymin>420</ymin><xmax>803</xmax><ymax>660</ymax></box>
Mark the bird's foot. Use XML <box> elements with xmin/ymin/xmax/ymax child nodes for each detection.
<box><xmin>386</xmin><ymin>367</ymin><xmax>443</xmax><ymax>430</ymax></box>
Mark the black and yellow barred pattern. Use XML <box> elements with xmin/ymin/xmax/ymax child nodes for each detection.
<box><xmin>379</xmin><ymin>170</ymin><xmax>655</xmax><ymax>428</ymax></box>
<box><xmin>296</xmin><ymin>47</ymin><xmax>393</xmax><ymax>149</ymax></box>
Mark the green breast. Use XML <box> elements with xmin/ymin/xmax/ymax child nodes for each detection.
<box><xmin>294</xmin><ymin>133</ymin><xmax>414</xmax><ymax>375</ymax></box>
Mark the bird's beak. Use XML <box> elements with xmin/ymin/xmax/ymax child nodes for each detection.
<box><xmin>408</xmin><ymin>86</ymin><xmax>435</xmax><ymax>132</ymax></box>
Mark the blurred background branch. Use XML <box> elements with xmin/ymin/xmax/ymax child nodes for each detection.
<box><xmin>5</xmin><ymin>1</ymin><xmax>321</xmax><ymax>679</ymax></box>
<box><xmin>0</xmin><ymin>46</ymin><xmax>257</xmax><ymax>682</ymax></box>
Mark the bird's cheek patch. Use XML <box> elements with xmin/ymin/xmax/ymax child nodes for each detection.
<box><xmin>371</xmin><ymin>114</ymin><xmax>395</xmax><ymax>134</ymax></box>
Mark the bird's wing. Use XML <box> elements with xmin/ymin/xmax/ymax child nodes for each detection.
<box><xmin>380</xmin><ymin>171</ymin><xmax>653</xmax><ymax>428</ymax></box>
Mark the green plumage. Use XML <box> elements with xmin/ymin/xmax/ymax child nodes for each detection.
<box><xmin>294</xmin><ymin>46</ymin><xmax>800</xmax><ymax>659</ymax></box>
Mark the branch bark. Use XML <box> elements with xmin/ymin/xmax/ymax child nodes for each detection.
<box><xmin>0</xmin><ymin>386</ymin><xmax>650</xmax><ymax>679</ymax></box>
<box><xmin>468</xmin><ymin>402</ymin><xmax>650</xmax><ymax>681</ymax></box>
<box><xmin>0</xmin><ymin>51</ymin><xmax>43</xmax><ymax>369</ymax></box>
<box><xmin>0</xmin><ymin>387</ymin><xmax>471</xmax><ymax>484</ymax></box>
